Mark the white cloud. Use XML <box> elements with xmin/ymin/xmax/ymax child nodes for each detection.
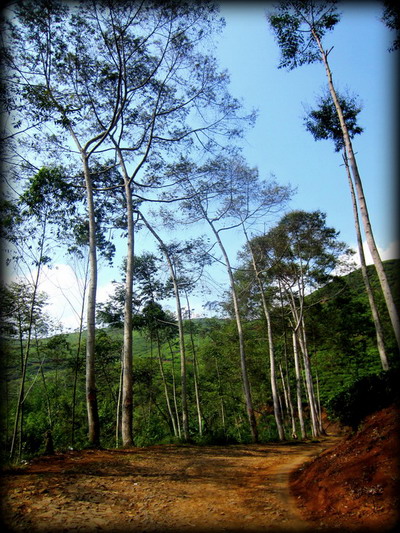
<box><xmin>37</xmin><ymin>264</ymin><xmax>86</xmax><ymax>331</ymax></box>
<box><xmin>14</xmin><ymin>263</ymin><xmax>117</xmax><ymax>332</ymax></box>
<box><xmin>352</xmin><ymin>240</ymin><xmax>399</xmax><ymax>268</ymax></box>
<box><xmin>97</xmin><ymin>281</ymin><xmax>117</xmax><ymax>305</ymax></box>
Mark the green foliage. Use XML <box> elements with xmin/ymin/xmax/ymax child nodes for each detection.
<box><xmin>381</xmin><ymin>1</ymin><xmax>400</xmax><ymax>52</ymax></box>
<box><xmin>306</xmin><ymin>259</ymin><xmax>400</xmax><ymax>403</ymax></box>
<box><xmin>326</xmin><ymin>367</ymin><xmax>400</xmax><ymax>430</ymax></box>
<box><xmin>247</xmin><ymin>210</ymin><xmax>352</xmax><ymax>294</ymax></box>
<box><xmin>304</xmin><ymin>92</ymin><xmax>363</xmax><ymax>152</ymax></box>
<box><xmin>2</xmin><ymin>258</ymin><xmax>399</xmax><ymax>459</ymax></box>
<box><xmin>268</xmin><ymin>1</ymin><xmax>341</xmax><ymax>70</ymax></box>
<box><xmin>0</xmin><ymin>197</ymin><xmax>21</xmax><ymax>243</ymax></box>
<box><xmin>20</xmin><ymin>167</ymin><xmax>80</xmax><ymax>217</ymax></box>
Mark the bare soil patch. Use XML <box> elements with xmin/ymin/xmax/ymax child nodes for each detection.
<box><xmin>290</xmin><ymin>405</ymin><xmax>400</xmax><ymax>532</ymax></box>
<box><xmin>1</xmin><ymin>438</ymin><xmax>337</xmax><ymax>533</ymax></box>
<box><xmin>1</xmin><ymin>406</ymin><xmax>398</xmax><ymax>533</ymax></box>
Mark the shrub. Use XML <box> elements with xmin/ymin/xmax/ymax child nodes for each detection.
<box><xmin>326</xmin><ymin>366</ymin><xmax>400</xmax><ymax>430</ymax></box>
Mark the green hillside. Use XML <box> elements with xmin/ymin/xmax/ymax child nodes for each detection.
<box><xmin>303</xmin><ymin>258</ymin><xmax>399</xmax><ymax>403</ymax></box>
<box><xmin>1</xmin><ymin>260</ymin><xmax>399</xmax><ymax>461</ymax></box>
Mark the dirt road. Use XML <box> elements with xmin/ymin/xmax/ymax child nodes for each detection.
<box><xmin>1</xmin><ymin>437</ymin><xmax>339</xmax><ymax>532</ymax></box>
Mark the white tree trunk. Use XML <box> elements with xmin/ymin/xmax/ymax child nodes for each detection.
<box><xmin>121</xmin><ymin>179</ymin><xmax>134</xmax><ymax>446</ymax></box>
<box><xmin>243</xmin><ymin>227</ymin><xmax>285</xmax><ymax>440</ymax></box>
<box><xmin>140</xmin><ymin>213</ymin><xmax>189</xmax><ymax>441</ymax></box>
<box><xmin>211</xmin><ymin>225</ymin><xmax>258</xmax><ymax>442</ymax></box>
<box><xmin>343</xmin><ymin>152</ymin><xmax>389</xmax><ymax>370</ymax></box>
<box><xmin>157</xmin><ymin>338</ymin><xmax>178</xmax><ymax>437</ymax></box>
<box><xmin>297</xmin><ymin>321</ymin><xmax>321</xmax><ymax>437</ymax></box>
<box><xmin>313</xmin><ymin>29</ymin><xmax>400</xmax><ymax>352</ymax></box>
<box><xmin>292</xmin><ymin>331</ymin><xmax>306</xmax><ymax>439</ymax></box>
<box><xmin>10</xmin><ymin>218</ymin><xmax>47</xmax><ymax>460</ymax></box>
<box><xmin>82</xmin><ymin>155</ymin><xmax>100</xmax><ymax>447</ymax></box>
<box><xmin>185</xmin><ymin>292</ymin><xmax>203</xmax><ymax>436</ymax></box>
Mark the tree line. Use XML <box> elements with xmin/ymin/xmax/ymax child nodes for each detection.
<box><xmin>1</xmin><ymin>1</ymin><xmax>399</xmax><ymax>461</ymax></box>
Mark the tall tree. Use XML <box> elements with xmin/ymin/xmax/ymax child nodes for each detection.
<box><xmin>138</xmin><ymin>214</ymin><xmax>195</xmax><ymax>441</ymax></box>
<box><xmin>251</xmin><ymin>210</ymin><xmax>352</xmax><ymax>437</ymax></box>
<box><xmin>164</xmin><ymin>238</ymin><xmax>211</xmax><ymax>438</ymax></box>
<box><xmin>268</xmin><ymin>0</ymin><xmax>400</xmax><ymax>352</ymax></box>
<box><xmin>241</xmin><ymin>228</ymin><xmax>285</xmax><ymax>440</ymax></box>
<box><xmin>304</xmin><ymin>93</ymin><xmax>389</xmax><ymax>370</ymax></box>
<box><xmin>170</xmin><ymin>154</ymin><xmax>291</xmax><ymax>442</ymax></box>
<box><xmin>5</xmin><ymin>172</ymin><xmax>53</xmax><ymax>459</ymax></box>
<box><xmin>3</xmin><ymin>0</ymin><xmax>254</xmax><ymax>447</ymax></box>
<box><xmin>102</xmin><ymin>0</ymin><xmax>253</xmax><ymax>445</ymax></box>
<box><xmin>136</xmin><ymin>302</ymin><xmax>179</xmax><ymax>439</ymax></box>
<box><xmin>1</xmin><ymin>1</ymin><xmax>129</xmax><ymax>446</ymax></box>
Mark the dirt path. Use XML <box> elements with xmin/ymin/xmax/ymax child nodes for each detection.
<box><xmin>0</xmin><ymin>437</ymin><xmax>340</xmax><ymax>532</ymax></box>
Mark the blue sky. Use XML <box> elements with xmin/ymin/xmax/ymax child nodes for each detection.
<box><xmin>34</xmin><ymin>2</ymin><xmax>399</xmax><ymax>329</ymax></box>
<box><xmin>215</xmin><ymin>2</ymin><xmax>398</xmax><ymax>256</ymax></box>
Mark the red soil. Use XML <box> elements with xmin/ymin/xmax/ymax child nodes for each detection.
<box><xmin>290</xmin><ymin>404</ymin><xmax>400</xmax><ymax>532</ymax></box>
<box><xmin>1</xmin><ymin>406</ymin><xmax>398</xmax><ymax>532</ymax></box>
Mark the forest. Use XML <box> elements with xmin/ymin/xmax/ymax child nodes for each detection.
<box><xmin>1</xmin><ymin>257</ymin><xmax>399</xmax><ymax>460</ymax></box>
<box><xmin>0</xmin><ymin>0</ymin><xmax>399</xmax><ymax>465</ymax></box>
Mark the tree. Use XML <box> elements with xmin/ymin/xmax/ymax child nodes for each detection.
<box><xmin>268</xmin><ymin>0</ymin><xmax>400</xmax><ymax>353</ymax></box>
<box><xmin>240</xmin><ymin>230</ymin><xmax>285</xmax><ymax>440</ymax></box>
<box><xmin>164</xmin><ymin>238</ymin><xmax>212</xmax><ymax>438</ymax></box>
<box><xmin>381</xmin><ymin>1</ymin><xmax>400</xmax><ymax>51</ymax></box>
<box><xmin>138</xmin><ymin>213</ymin><xmax>191</xmax><ymax>441</ymax></box>
<box><xmin>304</xmin><ymin>93</ymin><xmax>389</xmax><ymax>370</ymax></box>
<box><xmin>4</xmin><ymin>190</ymin><xmax>53</xmax><ymax>460</ymax></box>
<box><xmin>2</xmin><ymin>281</ymin><xmax>50</xmax><ymax>460</ymax></box>
<box><xmin>169</xmin><ymin>153</ymin><xmax>291</xmax><ymax>442</ymax></box>
<box><xmin>251</xmin><ymin>210</ymin><xmax>352</xmax><ymax>437</ymax></box>
<box><xmin>100</xmin><ymin>0</ymin><xmax>253</xmax><ymax>445</ymax></box>
<box><xmin>135</xmin><ymin>301</ymin><xmax>179</xmax><ymax>439</ymax></box>
<box><xmin>304</xmin><ymin>91</ymin><xmax>363</xmax><ymax>153</ymax></box>
<box><xmin>3</xmin><ymin>0</ymin><xmax>254</xmax><ymax>447</ymax></box>
<box><xmin>2</xmin><ymin>1</ymin><xmax>129</xmax><ymax>446</ymax></box>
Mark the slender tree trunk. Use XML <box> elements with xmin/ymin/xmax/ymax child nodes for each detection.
<box><xmin>215</xmin><ymin>357</ymin><xmax>226</xmax><ymax>436</ymax></box>
<box><xmin>278</xmin><ymin>285</ymin><xmax>297</xmax><ymax>438</ymax></box>
<box><xmin>116</xmin><ymin>358</ymin><xmax>123</xmax><ymax>448</ymax></box>
<box><xmin>71</xmin><ymin>255</ymin><xmax>89</xmax><ymax>448</ymax></box>
<box><xmin>168</xmin><ymin>339</ymin><xmax>181</xmax><ymax>438</ymax></box>
<box><xmin>302</xmin><ymin>320</ymin><xmax>323</xmax><ymax>435</ymax></box>
<box><xmin>261</xmin><ymin>294</ymin><xmax>285</xmax><ymax>440</ymax></box>
<box><xmin>285</xmin><ymin>363</ymin><xmax>297</xmax><ymax>439</ymax></box>
<box><xmin>207</xmin><ymin>222</ymin><xmax>258</xmax><ymax>442</ymax></box>
<box><xmin>315</xmin><ymin>366</ymin><xmax>323</xmax><ymax>431</ymax></box>
<box><xmin>10</xmin><ymin>216</ymin><xmax>47</xmax><ymax>460</ymax></box>
<box><xmin>279</xmin><ymin>363</ymin><xmax>289</xmax><ymax>416</ymax></box>
<box><xmin>313</xmin><ymin>30</ymin><xmax>400</xmax><ymax>352</ymax></box>
<box><xmin>82</xmin><ymin>155</ymin><xmax>100</xmax><ymax>448</ymax></box>
<box><xmin>34</xmin><ymin>335</ymin><xmax>53</xmax><ymax>431</ymax></box>
<box><xmin>185</xmin><ymin>292</ymin><xmax>203</xmax><ymax>436</ymax></box>
<box><xmin>342</xmin><ymin>152</ymin><xmax>389</xmax><ymax>369</ymax></box>
<box><xmin>285</xmin><ymin>275</ymin><xmax>321</xmax><ymax>437</ymax></box>
<box><xmin>121</xmin><ymin>179</ymin><xmax>135</xmax><ymax>446</ymax></box>
<box><xmin>292</xmin><ymin>331</ymin><xmax>306</xmax><ymax>439</ymax></box>
<box><xmin>244</xmin><ymin>228</ymin><xmax>284</xmax><ymax>440</ymax></box>
<box><xmin>296</xmin><ymin>322</ymin><xmax>320</xmax><ymax>437</ymax></box>
<box><xmin>172</xmin><ymin>269</ymin><xmax>189</xmax><ymax>441</ymax></box>
<box><xmin>156</xmin><ymin>333</ymin><xmax>178</xmax><ymax>437</ymax></box>
<box><xmin>140</xmin><ymin>213</ymin><xmax>189</xmax><ymax>441</ymax></box>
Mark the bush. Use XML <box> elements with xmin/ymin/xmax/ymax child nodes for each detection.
<box><xmin>326</xmin><ymin>366</ymin><xmax>400</xmax><ymax>430</ymax></box>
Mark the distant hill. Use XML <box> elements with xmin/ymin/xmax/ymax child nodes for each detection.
<box><xmin>308</xmin><ymin>258</ymin><xmax>399</xmax><ymax>308</ymax></box>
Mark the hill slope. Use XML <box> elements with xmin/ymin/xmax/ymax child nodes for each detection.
<box><xmin>290</xmin><ymin>404</ymin><xmax>400</xmax><ymax>531</ymax></box>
